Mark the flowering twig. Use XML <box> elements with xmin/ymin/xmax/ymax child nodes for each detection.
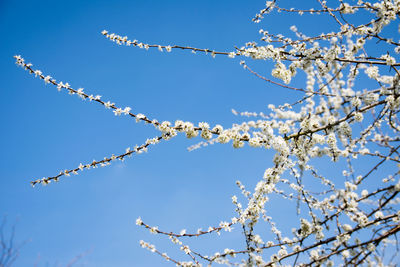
<box><xmin>102</xmin><ymin>30</ymin><xmax>238</xmax><ymax>58</ymax></box>
<box><xmin>30</xmin><ymin>136</ymin><xmax>163</xmax><ymax>186</ymax></box>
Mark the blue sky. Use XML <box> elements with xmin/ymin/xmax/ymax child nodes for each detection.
<box><xmin>1</xmin><ymin>0</ymin><xmax>396</xmax><ymax>266</ymax></box>
<box><xmin>1</xmin><ymin>1</ymin><xmax>283</xmax><ymax>266</ymax></box>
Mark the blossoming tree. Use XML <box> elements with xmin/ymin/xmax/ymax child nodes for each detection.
<box><xmin>14</xmin><ymin>0</ymin><xmax>400</xmax><ymax>266</ymax></box>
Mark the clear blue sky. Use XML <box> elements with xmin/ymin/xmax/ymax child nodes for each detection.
<box><xmin>0</xmin><ymin>0</ymin><xmax>392</xmax><ymax>266</ymax></box>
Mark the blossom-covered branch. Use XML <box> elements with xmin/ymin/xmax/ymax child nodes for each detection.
<box><xmin>30</xmin><ymin>136</ymin><xmax>163</xmax><ymax>186</ymax></box>
<box><xmin>15</xmin><ymin>0</ymin><xmax>400</xmax><ymax>265</ymax></box>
